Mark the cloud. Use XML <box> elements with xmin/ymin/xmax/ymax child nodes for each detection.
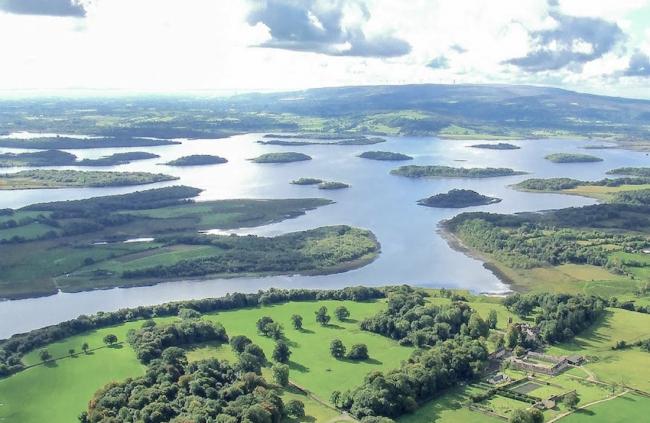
<box><xmin>427</xmin><ymin>56</ymin><xmax>449</xmax><ymax>69</ymax></box>
<box><xmin>505</xmin><ymin>11</ymin><xmax>624</xmax><ymax>72</ymax></box>
<box><xmin>247</xmin><ymin>0</ymin><xmax>410</xmax><ymax>57</ymax></box>
<box><xmin>450</xmin><ymin>44</ymin><xmax>467</xmax><ymax>54</ymax></box>
<box><xmin>0</xmin><ymin>0</ymin><xmax>86</xmax><ymax>17</ymax></box>
<box><xmin>624</xmin><ymin>51</ymin><xmax>650</xmax><ymax>76</ymax></box>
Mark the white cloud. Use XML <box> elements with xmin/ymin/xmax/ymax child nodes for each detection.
<box><xmin>0</xmin><ymin>0</ymin><xmax>649</xmax><ymax>98</ymax></box>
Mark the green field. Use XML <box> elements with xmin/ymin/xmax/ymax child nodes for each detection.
<box><xmin>0</xmin><ymin>299</ymin><xmax>409</xmax><ymax>423</ymax></box>
<box><xmin>561</xmin><ymin>393</ymin><xmax>650</xmax><ymax>422</ymax></box>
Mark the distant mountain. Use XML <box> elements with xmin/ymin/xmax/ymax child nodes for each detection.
<box><xmin>2</xmin><ymin>84</ymin><xmax>649</xmax><ymax>145</ymax></box>
<box><xmin>223</xmin><ymin>84</ymin><xmax>650</xmax><ymax>141</ymax></box>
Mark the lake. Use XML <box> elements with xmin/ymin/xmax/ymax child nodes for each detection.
<box><xmin>1</xmin><ymin>134</ymin><xmax>648</xmax><ymax>337</ymax></box>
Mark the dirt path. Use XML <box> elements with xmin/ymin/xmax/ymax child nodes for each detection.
<box><xmin>547</xmin><ymin>389</ymin><xmax>629</xmax><ymax>423</ymax></box>
<box><xmin>288</xmin><ymin>381</ymin><xmax>358</xmax><ymax>423</ymax></box>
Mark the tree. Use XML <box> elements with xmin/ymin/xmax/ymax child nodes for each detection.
<box><xmin>81</xmin><ymin>342</ymin><xmax>89</xmax><ymax>354</ymax></box>
<box><xmin>509</xmin><ymin>408</ymin><xmax>544</xmax><ymax>423</ymax></box>
<box><xmin>488</xmin><ymin>309</ymin><xmax>498</xmax><ymax>329</ymax></box>
<box><xmin>347</xmin><ymin>343</ymin><xmax>369</xmax><ymax>360</ymax></box>
<box><xmin>468</xmin><ymin>313</ymin><xmax>489</xmax><ymax>338</ymax></box>
<box><xmin>38</xmin><ymin>349</ymin><xmax>51</xmax><ymax>362</ymax></box>
<box><xmin>178</xmin><ymin>308</ymin><xmax>201</xmax><ymax>319</ymax></box>
<box><xmin>563</xmin><ymin>391</ymin><xmax>580</xmax><ymax>409</ymax></box>
<box><xmin>272</xmin><ymin>340</ymin><xmax>291</xmax><ymax>363</ymax></box>
<box><xmin>291</xmin><ymin>314</ymin><xmax>303</xmax><ymax>330</ymax></box>
<box><xmin>285</xmin><ymin>400</ymin><xmax>305</xmax><ymax>418</ymax></box>
<box><xmin>103</xmin><ymin>334</ymin><xmax>118</xmax><ymax>346</ymax></box>
<box><xmin>335</xmin><ymin>306</ymin><xmax>350</xmax><ymax>321</ymax></box>
<box><xmin>506</xmin><ymin>325</ymin><xmax>521</xmax><ymax>349</ymax></box>
<box><xmin>266</xmin><ymin>322</ymin><xmax>284</xmax><ymax>340</ymax></box>
<box><xmin>256</xmin><ymin>316</ymin><xmax>283</xmax><ymax>338</ymax></box>
<box><xmin>272</xmin><ymin>363</ymin><xmax>289</xmax><ymax>386</ymax></box>
<box><xmin>68</xmin><ymin>348</ymin><xmax>75</xmax><ymax>357</ymax></box>
<box><xmin>330</xmin><ymin>339</ymin><xmax>346</xmax><ymax>359</ymax></box>
<box><xmin>315</xmin><ymin>306</ymin><xmax>331</xmax><ymax>326</ymax></box>
<box><xmin>230</xmin><ymin>335</ymin><xmax>253</xmax><ymax>354</ymax></box>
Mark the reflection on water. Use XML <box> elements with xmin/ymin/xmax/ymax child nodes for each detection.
<box><xmin>1</xmin><ymin>134</ymin><xmax>648</xmax><ymax>337</ymax></box>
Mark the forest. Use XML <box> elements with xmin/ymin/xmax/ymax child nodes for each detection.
<box><xmin>358</xmin><ymin>151</ymin><xmax>413</xmax><ymax>161</ymax></box>
<box><xmin>250</xmin><ymin>152</ymin><xmax>312</xmax><ymax>163</ymax></box>
<box><xmin>0</xmin><ymin>169</ymin><xmax>176</xmax><ymax>190</ymax></box>
<box><xmin>391</xmin><ymin>165</ymin><xmax>525</xmax><ymax>178</ymax></box>
<box><xmin>417</xmin><ymin>189</ymin><xmax>501</xmax><ymax>208</ymax></box>
<box><xmin>164</xmin><ymin>155</ymin><xmax>228</xmax><ymax>166</ymax></box>
<box><xmin>0</xmin><ymin>150</ymin><xmax>160</xmax><ymax>168</ymax></box>
<box><xmin>544</xmin><ymin>153</ymin><xmax>603</xmax><ymax>163</ymax></box>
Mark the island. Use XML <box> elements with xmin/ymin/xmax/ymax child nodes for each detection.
<box><xmin>513</xmin><ymin>177</ymin><xmax>650</xmax><ymax>202</ymax></box>
<box><xmin>258</xmin><ymin>135</ymin><xmax>386</xmax><ymax>146</ymax></box>
<box><xmin>0</xmin><ymin>151</ymin><xmax>159</xmax><ymax>167</ymax></box>
<box><xmin>417</xmin><ymin>189</ymin><xmax>501</xmax><ymax>208</ymax></box>
<box><xmin>607</xmin><ymin>167</ymin><xmax>650</xmax><ymax>177</ymax></box>
<box><xmin>0</xmin><ymin>186</ymin><xmax>379</xmax><ymax>299</ymax></box>
<box><xmin>291</xmin><ymin>177</ymin><xmax>323</xmax><ymax>185</ymax></box>
<box><xmin>164</xmin><ymin>154</ymin><xmax>228</xmax><ymax>166</ymax></box>
<box><xmin>0</xmin><ymin>136</ymin><xmax>180</xmax><ymax>149</ymax></box>
<box><xmin>0</xmin><ymin>169</ymin><xmax>177</xmax><ymax>190</ymax></box>
<box><xmin>318</xmin><ymin>181</ymin><xmax>350</xmax><ymax>190</ymax></box>
<box><xmin>544</xmin><ymin>153</ymin><xmax>603</xmax><ymax>163</ymax></box>
<box><xmin>358</xmin><ymin>151</ymin><xmax>413</xmax><ymax>161</ymax></box>
<box><xmin>391</xmin><ymin>165</ymin><xmax>526</xmax><ymax>178</ymax></box>
<box><xmin>250</xmin><ymin>152</ymin><xmax>312</xmax><ymax>163</ymax></box>
<box><xmin>0</xmin><ymin>150</ymin><xmax>77</xmax><ymax>167</ymax></box>
<box><xmin>77</xmin><ymin>152</ymin><xmax>159</xmax><ymax>166</ymax></box>
<box><xmin>469</xmin><ymin>142</ymin><xmax>520</xmax><ymax>150</ymax></box>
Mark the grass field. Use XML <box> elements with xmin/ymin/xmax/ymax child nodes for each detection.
<box><xmin>547</xmin><ymin>308</ymin><xmax>650</xmax><ymax>392</ymax></box>
<box><xmin>0</xmin><ymin>299</ymin><xmax>408</xmax><ymax>423</ymax></box>
<box><xmin>561</xmin><ymin>393</ymin><xmax>650</xmax><ymax>423</ymax></box>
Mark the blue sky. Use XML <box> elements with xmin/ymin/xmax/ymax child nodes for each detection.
<box><xmin>1</xmin><ymin>0</ymin><xmax>649</xmax><ymax>98</ymax></box>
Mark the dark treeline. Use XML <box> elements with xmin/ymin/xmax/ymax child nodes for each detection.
<box><xmin>333</xmin><ymin>337</ymin><xmax>489</xmax><ymax>419</ymax></box>
<box><xmin>503</xmin><ymin>293</ymin><xmax>605</xmax><ymax>346</ymax></box>
<box><xmin>0</xmin><ymin>136</ymin><xmax>179</xmax><ymax>150</ymax></box>
<box><xmin>164</xmin><ymin>154</ymin><xmax>228</xmax><ymax>166</ymax></box>
<box><xmin>83</xmin><ymin>349</ymin><xmax>286</xmax><ymax>423</ymax></box>
<box><xmin>24</xmin><ymin>185</ymin><xmax>201</xmax><ymax>214</ymax></box>
<box><xmin>127</xmin><ymin>320</ymin><xmax>228</xmax><ymax>364</ymax></box>
<box><xmin>0</xmin><ymin>286</ymin><xmax>384</xmax><ymax>377</ymax></box>
<box><xmin>613</xmin><ymin>189</ymin><xmax>650</xmax><ymax>206</ymax></box>
<box><xmin>515</xmin><ymin>177</ymin><xmax>650</xmax><ymax>192</ymax></box>
<box><xmin>391</xmin><ymin>165</ymin><xmax>525</xmax><ymax>179</ymax></box>
<box><xmin>360</xmin><ymin>287</ymin><xmax>489</xmax><ymax>347</ymax></box>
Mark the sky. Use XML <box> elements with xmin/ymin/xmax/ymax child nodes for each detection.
<box><xmin>1</xmin><ymin>0</ymin><xmax>650</xmax><ymax>99</ymax></box>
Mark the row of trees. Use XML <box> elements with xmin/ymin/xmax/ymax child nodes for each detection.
<box><xmin>332</xmin><ymin>337</ymin><xmax>489</xmax><ymax>419</ymax></box>
<box><xmin>0</xmin><ymin>286</ymin><xmax>385</xmax><ymax>377</ymax></box>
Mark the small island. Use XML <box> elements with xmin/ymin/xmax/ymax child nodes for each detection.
<box><xmin>607</xmin><ymin>167</ymin><xmax>650</xmax><ymax>177</ymax></box>
<box><xmin>0</xmin><ymin>150</ymin><xmax>160</xmax><ymax>167</ymax></box>
<box><xmin>469</xmin><ymin>143</ymin><xmax>520</xmax><ymax>150</ymax></box>
<box><xmin>0</xmin><ymin>136</ymin><xmax>180</xmax><ymax>149</ymax></box>
<box><xmin>77</xmin><ymin>152</ymin><xmax>159</xmax><ymax>166</ymax></box>
<box><xmin>291</xmin><ymin>177</ymin><xmax>323</xmax><ymax>185</ymax></box>
<box><xmin>0</xmin><ymin>169</ymin><xmax>178</xmax><ymax>190</ymax></box>
<box><xmin>318</xmin><ymin>181</ymin><xmax>349</xmax><ymax>190</ymax></box>
<box><xmin>258</xmin><ymin>135</ymin><xmax>385</xmax><ymax>146</ymax></box>
<box><xmin>0</xmin><ymin>150</ymin><xmax>77</xmax><ymax>167</ymax></box>
<box><xmin>250</xmin><ymin>152</ymin><xmax>312</xmax><ymax>163</ymax></box>
<box><xmin>545</xmin><ymin>153</ymin><xmax>603</xmax><ymax>163</ymax></box>
<box><xmin>417</xmin><ymin>189</ymin><xmax>501</xmax><ymax>208</ymax></box>
<box><xmin>391</xmin><ymin>165</ymin><xmax>525</xmax><ymax>178</ymax></box>
<box><xmin>514</xmin><ymin>178</ymin><xmax>582</xmax><ymax>191</ymax></box>
<box><xmin>358</xmin><ymin>151</ymin><xmax>413</xmax><ymax>161</ymax></box>
<box><xmin>164</xmin><ymin>155</ymin><xmax>228</xmax><ymax>166</ymax></box>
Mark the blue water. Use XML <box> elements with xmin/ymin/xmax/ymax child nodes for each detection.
<box><xmin>1</xmin><ymin>134</ymin><xmax>647</xmax><ymax>337</ymax></box>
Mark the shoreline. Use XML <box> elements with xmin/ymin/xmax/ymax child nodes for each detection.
<box><xmin>436</xmin><ymin>221</ymin><xmax>518</xmax><ymax>294</ymax></box>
